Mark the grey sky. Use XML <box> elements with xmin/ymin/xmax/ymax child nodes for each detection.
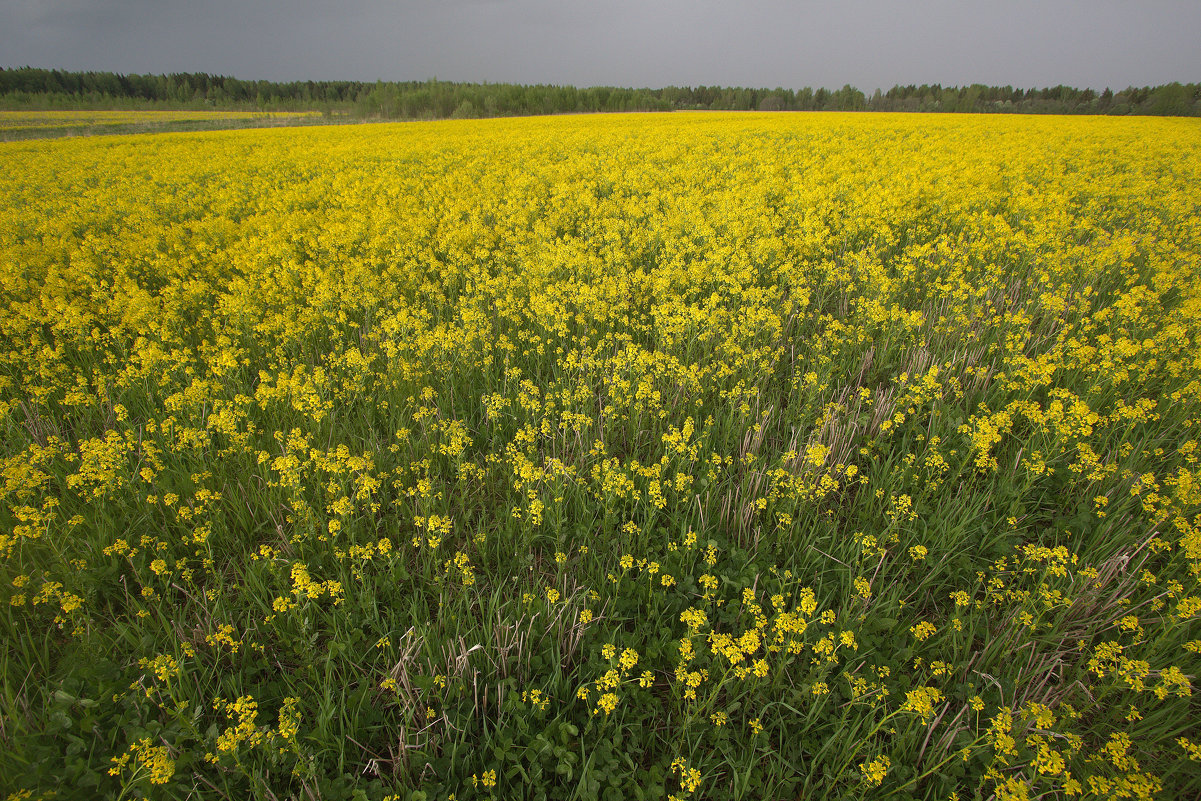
<box><xmin>2</xmin><ymin>0</ymin><xmax>1199</xmax><ymax>90</ymax></box>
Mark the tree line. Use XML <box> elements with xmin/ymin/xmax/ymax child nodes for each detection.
<box><xmin>2</xmin><ymin>67</ymin><xmax>1198</xmax><ymax>118</ymax></box>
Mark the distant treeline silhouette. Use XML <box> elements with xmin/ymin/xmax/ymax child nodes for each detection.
<box><xmin>2</xmin><ymin>67</ymin><xmax>1198</xmax><ymax>118</ymax></box>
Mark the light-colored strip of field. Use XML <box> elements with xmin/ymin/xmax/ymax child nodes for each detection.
<box><xmin>0</xmin><ymin>109</ymin><xmax>326</xmax><ymax>137</ymax></box>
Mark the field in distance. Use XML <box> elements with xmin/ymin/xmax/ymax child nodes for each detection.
<box><xmin>0</xmin><ymin>108</ymin><xmax>326</xmax><ymax>140</ymax></box>
<box><xmin>1</xmin><ymin>112</ymin><xmax>1200</xmax><ymax>800</ymax></box>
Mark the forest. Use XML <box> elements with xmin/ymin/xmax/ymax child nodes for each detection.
<box><xmin>2</xmin><ymin>67</ymin><xmax>1198</xmax><ymax>118</ymax></box>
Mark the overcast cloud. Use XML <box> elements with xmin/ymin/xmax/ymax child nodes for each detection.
<box><xmin>2</xmin><ymin>0</ymin><xmax>1198</xmax><ymax>90</ymax></box>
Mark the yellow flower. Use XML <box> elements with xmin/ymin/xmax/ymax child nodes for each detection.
<box><xmin>910</xmin><ymin>621</ymin><xmax>937</xmax><ymax>641</ymax></box>
<box><xmin>901</xmin><ymin>686</ymin><xmax>944</xmax><ymax>720</ymax></box>
<box><xmin>860</xmin><ymin>755</ymin><xmax>890</xmax><ymax>786</ymax></box>
<box><xmin>595</xmin><ymin>692</ymin><xmax>618</xmax><ymax>715</ymax></box>
<box><xmin>109</xmin><ymin>738</ymin><xmax>175</xmax><ymax>785</ymax></box>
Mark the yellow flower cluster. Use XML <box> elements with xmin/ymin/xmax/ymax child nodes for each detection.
<box><xmin>860</xmin><ymin>754</ymin><xmax>890</xmax><ymax>786</ymax></box>
<box><xmin>109</xmin><ymin>737</ymin><xmax>176</xmax><ymax>786</ymax></box>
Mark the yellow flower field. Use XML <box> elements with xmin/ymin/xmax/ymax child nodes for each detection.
<box><xmin>1</xmin><ymin>112</ymin><xmax>1200</xmax><ymax>800</ymax></box>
